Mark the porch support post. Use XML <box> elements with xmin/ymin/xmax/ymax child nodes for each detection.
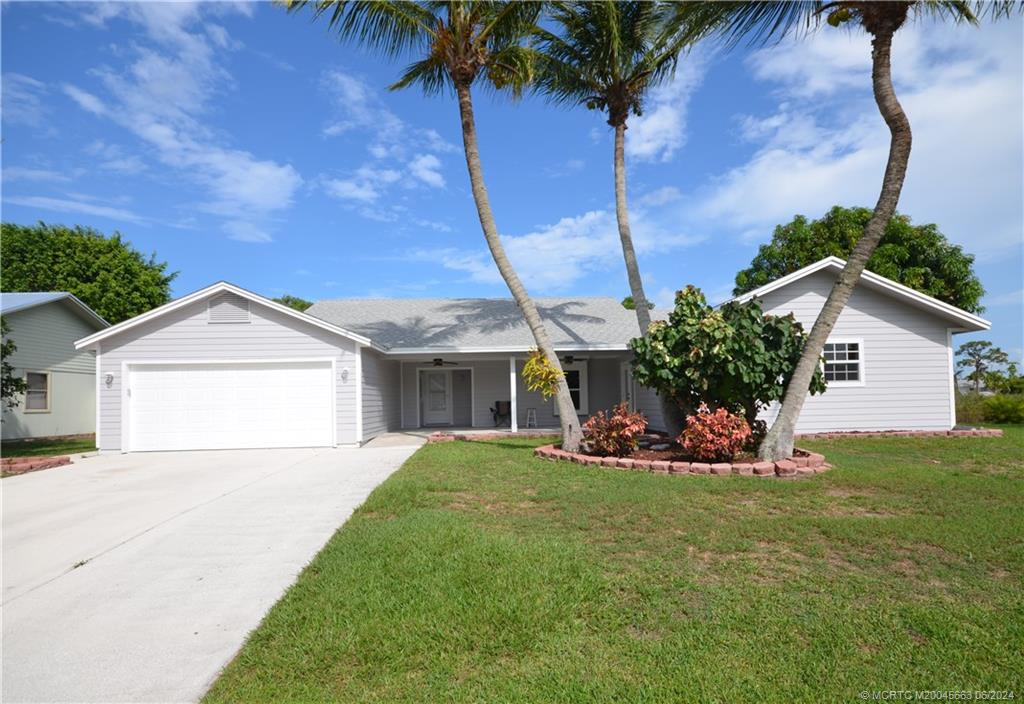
<box><xmin>509</xmin><ymin>356</ymin><xmax>518</xmax><ymax>433</ymax></box>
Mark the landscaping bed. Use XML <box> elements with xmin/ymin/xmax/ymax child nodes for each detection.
<box><xmin>1</xmin><ymin>454</ymin><xmax>72</xmax><ymax>477</ymax></box>
<box><xmin>534</xmin><ymin>442</ymin><xmax>827</xmax><ymax>477</ymax></box>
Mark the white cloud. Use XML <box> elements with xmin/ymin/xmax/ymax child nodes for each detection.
<box><xmin>84</xmin><ymin>141</ymin><xmax>147</xmax><ymax>175</ymax></box>
<box><xmin>62</xmin><ymin>84</ymin><xmax>106</xmax><ymax>115</ymax></box>
<box><xmin>324</xmin><ymin>178</ymin><xmax>380</xmax><ymax>204</ymax></box>
<box><xmin>2</xmin><ymin>74</ymin><xmax>50</xmax><ymax>126</ymax></box>
<box><xmin>409</xmin><ymin>154</ymin><xmax>445</xmax><ymax>188</ymax></box>
<box><xmin>222</xmin><ymin>221</ymin><xmax>272</xmax><ymax>243</ymax></box>
<box><xmin>639</xmin><ymin>186</ymin><xmax>682</xmax><ymax>207</ymax></box>
<box><xmin>545</xmin><ymin>158</ymin><xmax>586</xmax><ymax>178</ymax></box>
<box><xmin>319</xmin><ymin>70</ymin><xmax>454</xmax><ymax>221</ymax></box>
<box><xmin>986</xmin><ymin>289</ymin><xmax>1023</xmax><ymax>307</ymax></box>
<box><xmin>687</xmin><ymin>21</ymin><xmax>1022</xmax><ymax>257</ymax></box>
<box><xmin>627</xmin><ymin>55</ymin><xmax>706</xmax><ymax>163</ymax></box>
<box><xmin>3</xmin><ymin>195</ymin><xmax>145</xmax><ymax>224</ymax></box>
<box><xmin>409</xmin><ymin>207</ymin><xmax>705</xmax><ymax>291</ymax></box>
<box><xmin>2</xmin><ymin>167</ymin><xmax>70</xmax><ymax>183</ymax></box>
<box><xmin>60</xmin><ymin>2</ymin><xmax>300</xmax><ymax>242</ymax></box>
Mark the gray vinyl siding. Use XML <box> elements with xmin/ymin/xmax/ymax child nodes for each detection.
<box><xmin>3</xmin><ymin>302</ymin><xmax>99</xmax><ymax>374</ymax></box>
<box><xmin>361</xmin><ymin>348</ymin><xmax>401</xmax><ymax>440</ymax></box>
<box><xmin>755</xmin><ymin>270</ymin><xmax>954</xmax><ymax>433</ymax></box>
<box><xmin>97</xmin><ymin>296</ymin><xmax>359</xmax><ymax>451</ymax></box>
<box><xmin>633</xmin><ymin>385</ymin><xmax>666</xmax><ymax>433</ymax></box>
<box><xmin>1</xmin><ymin>302</ymin><xmax>103</xmax><ymax>440</ymax></box>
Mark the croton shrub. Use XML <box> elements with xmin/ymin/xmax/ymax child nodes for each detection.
<box><xmin>681</xmin><ymin>404</ymin><xmax>752</xmax><ymax>462</ymax></box>
<box><xmin>582</xmin><ymin>402</ymin><xmax>647</xmax><ymax>457</ymax></box>
<box><xmin>630</xmin><ymin>285</ymin><xmax>826</xmax><ymax>445</ymax></box>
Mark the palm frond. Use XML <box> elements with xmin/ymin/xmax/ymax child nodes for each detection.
<box><xmin>285</xmin><ymin>0</ymin><xmax>437</xmax><ymax>57</ymax></box>
<box><xmin>390</xmin><ymin>55</ymin><xmax>449</xmax><ymax>95</ymax></box>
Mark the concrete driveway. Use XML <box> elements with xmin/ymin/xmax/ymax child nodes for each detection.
<box><xmin>2</xmin><ymin>441</ymin><xmax>423</xmax><ymax>703</ymax></box>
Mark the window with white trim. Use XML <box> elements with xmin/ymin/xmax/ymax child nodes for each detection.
<box><xmin>25</xmin><ymin>371</ymin><xmax>50</xmax><ymax>412</ymax></box>
<box><xmin>823</xmin><ymin>342</ymin><xmax>862</xmax><ymax>384</ymax></box>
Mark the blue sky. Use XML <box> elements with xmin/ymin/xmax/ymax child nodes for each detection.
<box><xmin>2</xmin><ymin>2</ymin><xmax>1022</xmax><ymax>360</ymax></box>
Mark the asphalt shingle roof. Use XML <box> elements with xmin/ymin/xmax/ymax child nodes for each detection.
<box><xmin>0</xmin><ymin>292</ymin><xmax>70</xmax><ymax>314</ymax></box>
<box><xmin>307</xmin><ymin>297</ymin><xmax>653</xmax><ymax>350</ymax></box>
<box><xmin>0</xmin><ymin>291</ymin><xmax>109</xmax><ymax>328</ymax></box>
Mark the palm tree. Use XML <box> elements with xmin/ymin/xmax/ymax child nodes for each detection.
<box><xmin>689</xmin><ymin>1</ymin><xmax>1016</xmax><ymax>460</ymax></box>
<box><xmin>284</xmin><ymin>0</ymin><xmax>585</xmax><ymax>450</ymax></box>
<box><xmin>535</xmin><ymin>2</ymin><xmax>694</xmax><ymax>336</ymax></box>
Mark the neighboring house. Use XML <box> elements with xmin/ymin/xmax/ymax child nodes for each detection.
<box><xmin>731</xmin><ymin>256</ymin><xmax>990</xmax><ymax>433</ymax></box>
<box><xmin>75</xmin><ymin>257</ymin><xmax>990</xmax><ymax>453</ymax></box>
<box><xmin>1</xmin><ymin>292</ymin><xmax>109</xmax><ymax>441</ymax></box>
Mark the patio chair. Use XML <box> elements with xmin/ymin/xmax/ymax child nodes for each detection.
<box><xmin>490</xmin><ymin>400</ymin><xmax>511</xmax><ymax>427</ymax></box>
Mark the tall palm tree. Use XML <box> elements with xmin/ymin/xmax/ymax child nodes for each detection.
<box><xmin>690</xmin><ymin>1</ymin><xmax>1016</xmax><ymax>460</ymax></box>
<box><xmin>284</xmin><ymin>0</ymin><xmax>585</xmax><ymax>450</ymax></box>
<box><xmin>535</xmin><ymin>2</ymin><xmax>697</xmax><ymax>336</ymax></box>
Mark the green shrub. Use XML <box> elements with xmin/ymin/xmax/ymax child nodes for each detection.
<box><xmin>956</xmin><ymin>392</ymin><xmax>987</xmax><ymax>425</ymax></box>
<box><xmin>956</xmin><ymin>392</ymin><xmax>1024</xmax><ymax>425</ymax></box>
<box><xmin>983</xmin><ymin>394</ymin><xmax>1024</xmax><ymax>424</ymax></box>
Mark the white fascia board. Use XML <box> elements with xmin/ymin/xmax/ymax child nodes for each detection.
<box><xmin>74</xmin><ymin>281</ymin><xmax>379</xmax><ymax>350</ymax></box>
<box><xmin>729</xmin><ymin>256</ymin><xmax>990</xmax><ymax>332</ymax></box>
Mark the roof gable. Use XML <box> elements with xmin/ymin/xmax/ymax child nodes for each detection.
<box><xmin>729</xmin><ymin>257</ymin><xmax>990</xmax><ymax>332</ymax></box>
<box><xmin>74</xmin><ymin>282</ymin><xmax>374</xmax><ymax>350</ymax></box>
<box><xmin>1</xmin><ymin>291</ymin><xmax>108</xmax><ymax>329</ymax></box>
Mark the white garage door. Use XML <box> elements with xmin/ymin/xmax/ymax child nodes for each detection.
<box><xmin>127</xmin><ymin>361</ymin><xmax>334</xmax><ymax>451</ymax></box>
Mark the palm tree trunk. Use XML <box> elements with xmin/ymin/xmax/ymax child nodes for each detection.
<box><xmin>455</xmin><ymin>83</ymin><xmax>584</xmax><ymax>451</ymax></box>
<box><xmin>613</xmin><ymin>124</ymin><xmax>652</xmax><ymax>333</ymax></box>
<box><xmin>758</xmin><ymin>26</ymin><xmax>912</xmax><ymax>461</ymax></box>
<box><xmin>613</xmin><ymin>123</ymin><xmax>681</xmax><ymax>435</ymax></box>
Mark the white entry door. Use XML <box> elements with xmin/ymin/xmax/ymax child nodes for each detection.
<box><xmin>127</xmin><ymin>361</ymin><xmax>334</xmax><ymax>451</ymax></box>
<box><xmin>421</xmin><ymin>370</ymin><xmax>453</xmax><ymax>426</ymax></box>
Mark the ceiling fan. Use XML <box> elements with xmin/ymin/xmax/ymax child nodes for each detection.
<box><xmin>430</xmin><ymin>358</ymin><xmax>459</xmax><ymax>367</ymax></box>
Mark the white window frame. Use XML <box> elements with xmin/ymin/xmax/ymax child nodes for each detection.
<box><xmin>24</xmin><ymin>370</ymin><xmax>52</xmax><ymax>413</ymax></box>
<box><xmin>822</xmin><ymin>338</ymin><xmax>866</xmax><ymax>388</ymax></box>
<box><xmin>553</xmin><ymin>360</ymin><xmax>589</xmax><ymax>415</ymax></box>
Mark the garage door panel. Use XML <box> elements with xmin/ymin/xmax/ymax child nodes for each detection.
<box><xmin>128</xmin><ymin>362</ymin><xmax>334</xmax><ymax>451</ymax></box>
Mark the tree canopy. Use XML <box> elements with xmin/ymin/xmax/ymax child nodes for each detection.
<box><xmin>1</xmin><ymin>223</ymin><xmax>176</xmax><ymax>324</ymax></box>
<box><xmin>956</xmin><ymin>340</ymin><xmax>1010</xmax><ymax>393</ymax></box>
<box><xmin>630</xmin><ymin>286</ymin><xmax>825</xmax><ymax>441</ymax></box>
<box><xmin>733</xmin><ymin>206</ymin><xmax>985</xmax><ymax>313</ymax></box>
<box><xmin>273</xmin><ymin>295</ymin><xmax>313</xmax><ymax>312</ymax></box>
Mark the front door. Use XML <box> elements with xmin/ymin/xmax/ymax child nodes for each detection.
<box><xmin>422</xmin><ymin>370</ymin><xmax>453</xmax><ymax>426</ymax></box>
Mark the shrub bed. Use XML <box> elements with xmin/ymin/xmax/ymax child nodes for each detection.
<box><xmin>534</xmin><ymin>443</ymin><xmax>828</xmax><ymax>478</ymax></box>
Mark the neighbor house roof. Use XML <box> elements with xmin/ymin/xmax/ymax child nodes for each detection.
<box><xmin>1</xmin><ymin>291</ymin><xmax>109</xmax><ymax>329</ymax></box>
<box><xmin>307</xmin><ymin>297</ymin><xmax>650</xmax><ymax>352</ymax></box>
<box><xmin>728</xmin><ymin>256</ymin><xmax>991</xmax><ymax>332</ymax></box>
<box><xmin>74</xmin><ymin>282</ymin><xmax>374</xmax><ymax>350</ymax></box>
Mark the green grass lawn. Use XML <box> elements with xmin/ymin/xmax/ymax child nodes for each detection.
<box><xmin>206</xmin><ymin>428</ymin><xmax>1024</xmax><ymax>703</ymax></box>
<box><xmin>1</xmin><ymin>435</ymin><xmax>95</xmax><ymax>458</ymax></box>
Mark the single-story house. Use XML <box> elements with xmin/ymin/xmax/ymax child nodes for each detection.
<box><xmin>74</xmin><ymin>256</ymin><xmax>989</xmax><ymax>453</ymax></box>
<box><xmin>1</xmin><ymin>292</ymin><xmax>109</xmax><ymax>440</ymax></box>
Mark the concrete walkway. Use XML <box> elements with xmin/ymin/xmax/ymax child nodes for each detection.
<box><xmin>2</xmin><ymin>442</ymin><xmax>422</xmax><ymax>703</ymax></box>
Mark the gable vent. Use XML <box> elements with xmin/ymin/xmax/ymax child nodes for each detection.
<box><xmin>208</xmin><ymin>292</ymin><xmax>251</xmax><ymax>324</ymax></box>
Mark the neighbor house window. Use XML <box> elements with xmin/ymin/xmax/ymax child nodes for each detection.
<box><xmin>823</xmin><ymin>341</ymin><xmax>863</xmax><ymax>384</ymax></box>
<box><xmin>25</xmin><ymin>371</ymin><xmax>50</xmax><ymax>412</ymax></box>
<box><xmin>554</xmin><ymin>361</ymin><xmax>589</xmax><ymax>415</ymax></box>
